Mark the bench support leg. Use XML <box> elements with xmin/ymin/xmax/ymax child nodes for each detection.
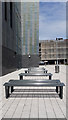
<box><xmin>49</xmin><ymin>75</ymin><xmax>51</xmax><ymax>80</ymax></box>
<box><xmin>25</xmin><ymin>70</ymin><xmax>27</xmax><ymax>73</ymax></box>
<box><xmin>11</xmin><ymin>86</ymin><xmax>14</xmax><ymax>93</ymax></box>
<box><xmin>20</xmin><ymin>75</ymin><xmax>23</xmax><ymax>80</ymax></box>
<box><xmin>59</xmin><ymin>86</ymin><xmax>63</xmax><ymax>99</ymax></box>
<box><xmin>5</xmin><ymin>86</ymin><xmax>9</xmax><ymax>99</ymax></box>
<box><xmin>56</xmin><ymin>86</ymin><xmax>58</xmax><ymax>93</ymax></box>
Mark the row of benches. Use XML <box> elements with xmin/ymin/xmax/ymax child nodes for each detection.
<box><xmin>4</xmin><ymin>67</ymin><xmax>65</xmax><ymax>99</ymax></box>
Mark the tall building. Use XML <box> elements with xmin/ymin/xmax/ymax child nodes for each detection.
<box><xmin>1</xmin><ymin>1</ymin><xmax>40</xmax><ymax>75</ymax></box>
<box><xmin>2</xmin><ymin>2</ymin><xmax>22</xmax><ymax>75</ymax></box>
<box><xmin>39</xmin><ymin>39</ymin><xmax>68</xmax><ymax>64</ymax></box>
<box><xmin>21</xmin><ymin>2</ymin><xmax>39</xmax><ymax>67</ymax></box>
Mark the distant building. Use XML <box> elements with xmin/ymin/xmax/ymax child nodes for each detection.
<box><xmin>39</xmin><ymin>39</ymin><xmax>68</xmax><ymax>64</ymax></box>
<box><xmin>21</xmin><ymin>2</ymin><xmax>39</xmax><ymax>67</ymax></box>
<box><xmin>2</xmin><ymin>2</ymin><xmax>22</xmax><ymax>75</ymax></box>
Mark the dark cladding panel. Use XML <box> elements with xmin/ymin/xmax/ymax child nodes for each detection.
<box><xmin>0</xmin><ymin>2</ymin><xmax>2</xmax><ymax>76</ymax></box>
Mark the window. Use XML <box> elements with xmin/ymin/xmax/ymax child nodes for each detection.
<box><xmin>5</xmin><ymin>2</ymin><xmax>7</xmax><ymax>21</ymax></box>
<box><xmin>10</xmin><ymin>2</ymin><xmax>12</xmax><ymax>28</ymax></box>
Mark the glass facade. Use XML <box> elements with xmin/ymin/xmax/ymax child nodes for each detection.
<box><xmin>14</xmin><ymin>2</ymin><xmax>22</xmax><ymax>55</ymax></box>
<box><xmin>2</xmin><ymin>2</ymin><xmax>22</xmax><ymax>75</ymax></box>
<box><xmin>2</xmin><ymin>2</ymin><xmax>22</xmax><ymax>55</ymax></box>
<box><xmin>21</xmin><ymin>2</ymin><xmax>39</xmax><ymax>55</ymax></box>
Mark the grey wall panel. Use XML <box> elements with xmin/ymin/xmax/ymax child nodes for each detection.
<box><xmin>2</xmin><ymin>46</ymin><xmax>40</xmax><ymax>75</ymax></box>
<box><xmin>2</xmin><ymin>46</ymin><xmax>22</xmax><ymax>75</ymax></box>
<box><xmin>22</xmin><ymin>55</ymin><xmax>40</xmax><ymax>68</ymax></box>
<box><xmin>0</xmin><ymin>2</ymin><xmax>2</xmax><ymax>76</ymax></box>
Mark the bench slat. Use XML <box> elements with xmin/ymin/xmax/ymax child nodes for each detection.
<box><xmin>19</xmin><ymin>73</ymin><xmax>52</xmax><ymax>76</ymax></box>
<box><xmin>4</xmin><ymin>81</ymin><xmax>65</xmax><ymax>87</ymax></box>
<box><xmin>9</xmin><ymin>79</ymin><xmax>60</xmax><ymax>83</ymax></box>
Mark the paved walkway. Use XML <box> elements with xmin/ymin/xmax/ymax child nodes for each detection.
<box><xmin>0</xmin><ymin>65</ymin><xmax>67</xmax><ymax>119</ymax></box>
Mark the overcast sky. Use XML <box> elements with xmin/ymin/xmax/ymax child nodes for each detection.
<box><xmin>39</xmin><ymin>2</ymin><xmax>66</xmax><ymax>40</ymax></box>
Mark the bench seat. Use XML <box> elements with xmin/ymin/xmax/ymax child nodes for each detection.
<box><xmin>19</xmin><ymin>73</ymin><xmax>52</xmax><ymax>80</ymax></box>
<box><xmin>25</xmin><ymin>69</ymin><xmax>48</xmax><ymax>73</ymax></box>
<box><xmin>28</xmin><ymin>67</ymin><xmax>45</xmax><ymax>70</ymax></box>
<box><xmin>3</xmin><ymin>79</ymin><xmax>65</xmax><ymax>99</ymax></box>
<box><xmin>9</xmin><ymin>79</ymin><xmax>60</xmax><ymax>83</ymax></box>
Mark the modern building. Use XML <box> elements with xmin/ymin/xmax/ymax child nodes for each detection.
<box><xmin>1</xmin><ymin>1</ymin><xmax>40</xmax><ymax>75</ymax></box>
<box><xmin>39</xmin><ymin>39</ymin><xmax>68</xmax><ymax>64</ymax></box>
<box><xmin>2</xmin><ymin>2</ymin><xmax>22</xmax><ymax>75</ymax></box>
<box><xmin>21</xmin><ymin>2</ymin><xmax>39</xmax><ymax>67</ymax></box>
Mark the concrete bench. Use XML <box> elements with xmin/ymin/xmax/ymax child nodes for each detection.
<box><xmin>3</xmin><ymin>79</ymin><xmax>65</xmax><ymax>99</ymax></box>
<box><xmin>19</xmin><ymin>73</ymin><xmax>53</xmax><ymax>80</ymax></box>
<box><xmin>6</xmin><ymin>79</ymin><xmax>62</xmax><ymax>94</ymax></box>
<box><xmin>25</xmin><ymin>69</ymin><xmax>48</xmax><ymax>74</ymax></box>
<box><xmin>9</xmin><ymin>79</ymin><xmax>60</xmax><ymax>83</ymax></box>
<box><xmin>28</xmin><ymin>67</ymin><xmax>45</xmax><ymax>70</ymax></box>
